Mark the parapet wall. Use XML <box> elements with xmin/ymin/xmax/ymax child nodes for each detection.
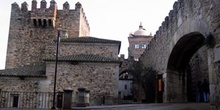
<box><xmin>10</xmin><ymin>0</ymin><xmax>90</xmax><ymax>30</ymax></box>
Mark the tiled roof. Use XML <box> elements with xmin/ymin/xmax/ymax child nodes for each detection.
<box><xmin>60</xmin><ymin>36</ymin><xmax>121</xmax><ymax>44</ymax></box>
<box><xmin>59</xmin><ymin>36</ymin><xmax>121</xmax><ymax>54</ymax></box>
<box><xmin>0</xmin><ymin>63</ymin><xmax>46</xmax><ymax>77</ymax></box>
<box><xmin>44</xmin><ymin>54</ymin><xmax>122</xmax><ymax>63</ymax></box>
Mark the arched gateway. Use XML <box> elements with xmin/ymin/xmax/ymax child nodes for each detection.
<box><xmin>140</xmin><ymin>0</ymin><xmax>220</xmax><ymax>109</ymax></box>
<box><xmin>166</xmin><ymin>32</ymin><xmax>207</xmax><ymax>102</ymax></box>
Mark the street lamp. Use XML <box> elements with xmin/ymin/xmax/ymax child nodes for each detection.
<box><xmin>51</xmin><ymin>28</ymin><xmax>68</xmax><ymax>109</ymax></box>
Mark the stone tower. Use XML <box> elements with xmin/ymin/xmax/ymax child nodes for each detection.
<box><xmin>128</xmin><ymin>23</ymin><xmax>153</xmax><ymax>60</ymax></box>
<box><xmin>6</xmin><ymin>0</ymin><xmax>90</xmax><ymax>69</ymax></box>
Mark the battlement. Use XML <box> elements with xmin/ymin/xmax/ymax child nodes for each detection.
<box><xmin>30</xmin><ymin>0</ymin><xmax>58</xmax><ymax>28</ymax></box>
<box><xmin>11</xmin><ymin>0</ymin><xmax>89</xmax><ymax>29</ymax></box>
<box><xmin>11</xmin><ymin>0</ymin><xmax>57</xmax><ymax>12</ymax></box>
<box><xmin>142</xmin><ymin>0</ymin><xmax>217</xmax><ymax>60</ymax></box>
<box><xmin>146</xmin><ymin>0</ymin><xmax>189</xmax><ymax>51</ymax></box>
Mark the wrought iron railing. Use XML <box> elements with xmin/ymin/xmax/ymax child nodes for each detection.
<box><xmin>0</xmin><ymin>91</ymin><xmax>54</xmax><ymax>109</ymax></box>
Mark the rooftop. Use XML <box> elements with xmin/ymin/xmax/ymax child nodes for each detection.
<box><xmin>61</xmin><ymin>36</ymin><xmax>121</xmax><ymax>44</ymax></box>
<box><xmin>133</xmin><ymin>23</ymin><xmax>148</xmax><ymax>36</ymax></box>
<box><xmin>0</xmin><ymin>63</ymin><xmax>46</xmax><ymax>77</ymax></box>
<box><xmin>44</xmin><ymin>54</ymin><xmax>122</xmax><ymax>64</ymax></box>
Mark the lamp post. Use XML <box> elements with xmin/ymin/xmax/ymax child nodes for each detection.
<box><xmin>51</xmin><ymin>28</ymin><xmax>68</xmax><ymax>109</ymax></box>
<box><xmin>51</xmin><ymin>29</ymin><xmax>60</xmax><ymax>109</ymax></box>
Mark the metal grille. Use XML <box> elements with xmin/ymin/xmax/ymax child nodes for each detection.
<box><xmin>0</xmin><ymin>91</ymin><xmax>54</xmax><ymax>109</ymax></box>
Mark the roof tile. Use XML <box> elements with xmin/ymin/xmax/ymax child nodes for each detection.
<box><xmin>0</xmin><ymin>63</ymin><xmax>46</xmax><ymax>77</ymax></box>
<box><xmin>60</xmin><ymin>36</ymin><xmax>121</xmax><ymax>44</ymax></box>
<box><xmin>44</xmin><ymin>54</ymin><xmax>121</xmax><ymax>63</ymax></box>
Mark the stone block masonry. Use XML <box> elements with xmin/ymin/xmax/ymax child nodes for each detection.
<box><xmin>1</xmin><ymin>0</ymin><xmax>122</xmax><ymax>107</ymax></box>
<box><xmin>45</xmin><ymin>62</ymin><xmax>120</xmax><ymax>105</ymax></box>
<box><xmin>5</xmin><ymin>0</ymin><xmax>90</xmax><ymax>69</ymax></box>
<box><xmin>139</xmin><ymin>0</ymin><xmax>220</xmax><ymax>108</ymax></box>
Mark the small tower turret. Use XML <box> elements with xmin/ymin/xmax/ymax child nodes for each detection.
<box><xmin>31</xmin><ymin>0</ymin><xmax>37</xmax><ymax>11</ymax></box>
<box><xmin>40</xmin><ymin>0</ymin><xmax>47</xmax><ymax>10</ymax></box>
<box><xmin>128</xmin><ymin>23</ymin><xmax>153</xmax><ymax>60</ymax></box>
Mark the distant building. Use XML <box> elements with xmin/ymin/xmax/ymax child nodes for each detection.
<box><xmin>128</xmin><ymin>23</ymin><xmax>153</xmax><ymax>61</ymax></box>
<box><xmin>118</xmin><ymin>59</ymin><xmax>133</xmax><ymax>99</ymax></box>
<box><xmin>118</xmin><ymin>23</ymin><xmax>153</xmax><ymax>101</ymax></box>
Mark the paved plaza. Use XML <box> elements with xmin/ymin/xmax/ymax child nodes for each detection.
<box><xmin>0</xmin><ymin>103</ymin><xmax>211</xmax><ymax>110</ymax></box>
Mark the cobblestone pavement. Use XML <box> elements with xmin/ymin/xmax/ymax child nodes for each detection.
<box><xmin>0</xmin><ymin>103</ymin><xmax>211</xmax><ymax>110</ymax></box>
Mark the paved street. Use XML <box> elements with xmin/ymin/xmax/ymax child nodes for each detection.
<box><xmin>74</xmin><ymin>103</ymin><xmax>211</xmax><ymax>110</ymax></box>
<box><xmin>0</xmin><ymin>103</ymin><xmax>211</xmax><ymax>110</ymax></box>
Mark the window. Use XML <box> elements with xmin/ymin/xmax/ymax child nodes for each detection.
<box><xmin>43</xmin><ymin>19</ymin><xmax>47</xmax><ymax>27</ymax></box>
<box><xmin>125</xmin><ymin>85</ymin><xmax>127</xmax><ymax>90</ymax></box>
<box><xmin>33</xmin><ymin>19</ymin><xmax>37</xmax><ymax>26</ymax></box>
<box><xmin>134</xmin><ymin>44</ymin><xmax>139</xmax><ymax>48</ymax></box>
<box><xmin>134</xmin><ymin>58</ymin><xmax>139</xmax><ymax>61</ymax></box>
<box><xmin>48</xmin><ymin>19</ymin><xmax>52</xmax><ymax>26</ymax></box>
<box><xmin>38</xmin><ymin>19</ymin><xmax>42</xmax><ymax>26</ymax></box>
<box><xmin>142</xmin><ymin>44</ymin><xmax>147</xmax><ymax>48</ymax></box>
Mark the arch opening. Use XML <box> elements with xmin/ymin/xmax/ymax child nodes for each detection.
<box><xmin>168</xmin><ymin>32</ymin><xmax>205</xmax><ymax>72</ymax></box>
<box><xmin>118</xmin><ymin>70</ymin><xmax>134</xmax><ymax>100</ymax></box>
<box><xmin>166</xmin><ymin>32</ymin><xmax>209</xmax><ymax>103</ymax></box>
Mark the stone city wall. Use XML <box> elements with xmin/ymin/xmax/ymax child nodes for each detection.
<box><xmin>139</xmin><ymin>0</ymin><xmax>220</xmax><ymax>104</ymax></box>
<box><xmin>140</xmin><ymin>0</ymin><xmax>217</xmax><ymax>72</ymax></box>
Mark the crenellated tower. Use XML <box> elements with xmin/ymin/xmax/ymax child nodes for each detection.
<box><xmin>30</xmin><ymin>0</ymin><xmax>57</xmax><ymax>28</ymax></box>
<box><xmin>6</xmin><ymin>0</ymin><xmax>90</xmax><ymax>69</ymax></box>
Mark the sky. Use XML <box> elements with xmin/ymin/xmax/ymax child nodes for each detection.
<box><xmin>0</xmin><ymin>0</ymin><xmax>177</xmax><ymax>69</ymax></box>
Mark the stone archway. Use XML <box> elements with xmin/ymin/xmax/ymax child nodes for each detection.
<box><xmin>118</xmin><ymin>57</ymin><xmax>134</xmax><ymax>101</ymax></box>
<box><xmin>166</xmin><ymin>32</ymin><xmax>207</xmax><ymax>102</ymax></box>
<box><xmin>139</xmin><ymin>1</ymin><xmax>220</xmax><ymax>108</ymax></box>
<box><xmin>118</xmin><ymin>70</ymin><xmax>134</xmax><ymax>101</ymax></box>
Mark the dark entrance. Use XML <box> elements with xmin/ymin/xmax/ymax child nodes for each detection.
<box><xmin>186</xmin><ymin>65</ymin><xmax>194</xmax><ymax>102</ymax></box>
<box><xmin>12</xmin><ymin>95</ymin><xmax>19</xmax><ymax>107</ymax></box>
<box><xmin>157</xmin><ymin>74</ymin><xmax>163</xmax><ymax>103</ymax></box>
<box><xmin>167</xmin><ymin>32</ymin><xmax>209</xmax><ymax>102</ymax></box>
